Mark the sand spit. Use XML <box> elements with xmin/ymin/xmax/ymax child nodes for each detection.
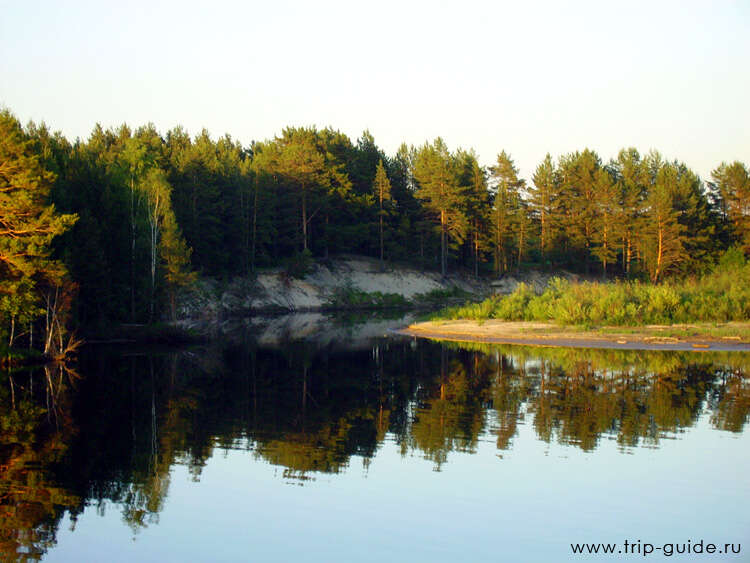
<box><xmin>402</xmin><ymin>320</ymin><xmax>750</xmax><ymax>352</ymax></box>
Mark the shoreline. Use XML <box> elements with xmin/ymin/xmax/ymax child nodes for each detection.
<box><xmin>401</xmin><ymin>320</ymin><xmax>750</xmax><ymax>352</ymax></box>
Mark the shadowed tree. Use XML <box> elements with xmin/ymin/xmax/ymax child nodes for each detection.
<box><xmin>457</xmin><ymin>152</ymin><xmax>490</xmax><ymax>277</ymax></box>
<box><xmin>159</xmin><ymin>210</ymin><xmax>196</xmax><ymax>320</ymax></box>
<box><xmin>614</xmin><ymin>148</ymin><xmax>647</xmax><ymax>276</ymax></box>
<box><xmin>591</xmin><ymin>166</ymin><xmax>619</xmax><ymax>276</ymax></box>
<box><xmin>529</xmin><ymin>154</ymin><xmax>558</xmax><ymax>264</ymax></box>
<box><xmin>490</xmin><ymin>151</ymin><xmax>524</xmax><ymax>274</ymax></box>
<box><xmin>372</xmin><ymin>159</ymin><xmax>392</xmax><ymax>268</ymax></box>
<box><xmin>711</xmin><ymin>161</ymin><xmax>750</xmax><ymax>254</ymax></box>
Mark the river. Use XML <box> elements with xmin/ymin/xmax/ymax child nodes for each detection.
<box><xmin>1</xmin><ymin>315</ymin><xmax>748</xmax><ymax>561</ymax></box>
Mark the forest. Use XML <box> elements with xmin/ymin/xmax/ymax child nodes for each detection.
<box><xmin>1</xmin><ymin>107</ymin><xmax>749</xmax><ymax>351</ymax></box>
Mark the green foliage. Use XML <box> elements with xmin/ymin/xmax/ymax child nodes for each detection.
<box><xmin>2</xmin><ymin>103</ymin><xmax>748</xmax><ymax>334</ymax></box>
<box><xmin>0</xmin><ymin>110</ymin><xmax>77</xmax><ymax>348</ymax></box>
<box><xmin>435</xmin><ymin>265</ymin><xmax>750</xmax><ymax>326</ymax></box>
<box><xmin>283</xmin><ymin>249</ymin><xmax>314</xmax><ymax>280</ymax></box>
<box><xmin>412</xmin><ymin>286</ymin><xmax>475</xmax><ymax>305</ymax></box>
<box><xmin>717</xmin><ymin>245</ymin><xmax>747</xmax><ymax>270</ymax></box>
<box><xmin>413</xmin><ymin>138</ymin><xmax>469</xmax><ymax>276</ymax></box>
<box><xmin>326</xmin><ymin>287</ymin><xmax>409</xmax><ymax>309</ymax></box>
<box><xmin>711</xmin><ymin>161</ymin><xmax>750</xmax><ymax>253</ymax></box>
<box><xmin>490</xmin><ymin>151</ymin><xmax>527</xmax><ymax>274</ymax></box>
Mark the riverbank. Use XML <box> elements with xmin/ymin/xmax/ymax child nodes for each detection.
<box><xmin>402</xmin><ymin>320</ymin><xmax>750</xmax><ymax>351</ymax></box>
<box><xmin>0</xmin><ymin>347</ymin><xmax>47</xmax><ymax>369</ymax></box>
<box><xmin>175</xmin><ymin>255</ymin><xmax>490</xmax><ymax>324</ymax></box>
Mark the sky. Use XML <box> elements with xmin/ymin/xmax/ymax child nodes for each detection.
<box><xmin>1</xmin><ymin>0</ymin><xmax>748</xmax><ymax>181</ymax></box>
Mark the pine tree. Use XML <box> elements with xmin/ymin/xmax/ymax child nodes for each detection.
<box><xmin>513</xmin><ymin>196</ymin><xmax>532</xmax><ymax>272</ymax></box>
<box><xmin>614</xmin><ymin>148</ymin><xmax>647</xmax><ymax>276</ymax></box>
<box><xmin>458</xmin><ymin>153</ymin><xmax>490</xmax><ymax>277</ymax></box>
<box><xmin>0</xmin><ymin>110</ymin><xmax>77</xmax><ymax>347</ymax></box>
<box><xmin>557</xmin><ymin>149</ymin><xmax>600</xmax><ymax>272</ymax></box>
<box><xmin>490</xmin><ymin>151</ymin><xmax>524</xmax><ymax>274</ymax></box>
<box><xmin>669</xmin><ymin>161</ymin><xmax>717</xmax><ymax>273</ymax></box>
<box><xmin>413</xmin><ymin>139</ymin><xmax>467</xmax><ymax>277</ymax></box>
<box><xmin>160</xmin><ymin>210</ymin><xmax>196</xmax><ymax>320</ymax></box>
<box><xmin>260</xmin><ymin>127</ymin><xmax>352</xmax><ymax>254</ymax></box>
<box><xmin>529</xmin><ymin>154</ymin><xmax>558</xmax><ymax>264</ymax></box>
<box><xmin>641</xmin><ymin>162</ymin><xmax>687</xmax><ymax>282</ymax></box>
<box><xmin>388</xmin><ymin>143</ymin><xmax>421</xmax><ymax>262</ymax></box>
<box><xmin>591</xmin><ymin>167</ymin><xmax>619</xmax><ymax>276</ymax></box>
<box><xmin>373</xmin><ymin>159</ymin><xmax>392</xmax><ymax>267</ymax></box>
<box><xmin>711</xmin><ymin>161</ymin><xmax>750</xmax><ymax>253</ymax></box>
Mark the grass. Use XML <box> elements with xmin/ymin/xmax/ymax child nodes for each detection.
<box><xmin>326</xmin><ymin>285</ymin><xmax>477</xmax><ymax>312</ymax></box>
<box><xmin>433</xmin><ymin>260</ymin><xmax>750</xmax><ymax>328</ymax></box>
<box><xmin>412</xmin><ymin>286</ymin><xmax>476</xmax><ymax>306</ymax></box>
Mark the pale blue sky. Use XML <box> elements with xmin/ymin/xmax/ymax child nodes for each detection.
<box><xmin>1</xmin><ymin>0</ymin><xmax>748</xmax><ymax>181</ymax></box>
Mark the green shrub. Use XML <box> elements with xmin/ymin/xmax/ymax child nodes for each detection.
<box><xmin>327</xmin><ymin>287</ymin><xmax>408</xmax><ymax>309</ymax></box>
<box><xmin>284</xmin><ymin>249</ymin><xmax>314</xmax><ymax>279</ymax></box>
<box><xmin>433</xmin><ymin>264</ymin><xmax>750</xmax><ymax>327</ymax></box>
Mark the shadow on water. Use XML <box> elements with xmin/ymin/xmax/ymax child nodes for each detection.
<box><xmin>0</xmin><ymin>314</ymin><xmax>748</xmax><ymax>560</ymax></box>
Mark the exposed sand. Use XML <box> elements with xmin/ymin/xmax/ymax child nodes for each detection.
<box><xmin>178</xmin><ymin>255</ymin><xmax>490</xmax><ymax>319</ymax></box>
<box><xmin>402</xmin><ymin>320</ymin><xmax>750</xmax><ymax>352</ymax></box>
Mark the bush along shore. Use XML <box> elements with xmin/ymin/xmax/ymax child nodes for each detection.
<box><xmin>433</xmin><ymin>259</ymin><xmax>750</xmax><ymax>329</ymax></box>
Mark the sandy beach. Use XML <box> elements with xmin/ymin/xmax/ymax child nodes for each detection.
<box><xmin>401</xmin><ymin>320</ymin><xmax>750</xmax><ymax>352</ymax></box>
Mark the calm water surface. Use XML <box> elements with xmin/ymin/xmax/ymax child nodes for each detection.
<box><xmin>2</xmin><ymin>317</ymin><xmax>749</xmax><ymax>562</ymax></box>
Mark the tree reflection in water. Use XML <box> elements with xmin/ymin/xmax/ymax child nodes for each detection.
<box><xmin>0</xmin><ymin>337</ymin><xmax>747</xmax><ymax>559</ymax></box>
<box><xmin>0</xmin><ymin>363</ymin><xmax>81</xmax><ymax>561</ymax></box>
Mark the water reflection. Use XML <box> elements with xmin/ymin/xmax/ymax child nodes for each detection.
<box><xmin>0</xmin><ymin>364</ymin><xmax>81</xmax><ymax>561</ymax></box>
<box><xmin>0</xmin><ymin>334</ymin><xmax>748</xmax><ymax>560</ymax></box>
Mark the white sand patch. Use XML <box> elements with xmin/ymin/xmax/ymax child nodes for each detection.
<box><xmin>177</xmin><ymin>255</ymin><xmax>492</xmax><ymax>320</ymax></box>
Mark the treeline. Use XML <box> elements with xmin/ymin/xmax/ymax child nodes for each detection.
<box><xmin>1</xmin><ymin>107</ymin><xmax>749</xmax><ymax>336</ymax></box>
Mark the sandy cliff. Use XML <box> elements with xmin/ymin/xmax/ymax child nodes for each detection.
<box><xmin>175</xmin><ymin>256</ymin><xmax>490</xmax><ymax>325</ymax></box>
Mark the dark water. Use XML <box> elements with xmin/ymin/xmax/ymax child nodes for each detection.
<box><xmin>1</xmin><ymin>320</ymin><xmax>749</xmax><ymax>562</ymax></box>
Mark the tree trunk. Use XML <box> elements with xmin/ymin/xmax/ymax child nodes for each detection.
<box><xmin>240</xmin><ymin>183</ymin><xmax>247</xmax><ymax>272</ymax></box>
<box><xmin>654</xmin><ymin>219</ymin><xmax>664</xmax><ymax>283</ymax></box>
<box><xmin>440</xmin><ymin>209</ymin><xmax>447</xmax><ymax>277</ymax></box>
<box><xmin>301</xmin><ymin>188</ymin><xmax>308</xmax><ymax>251</ymax></box>
<box><xmin>324</xmin><ymin>213</ymin><xmax>329</xmax><ymax>259</ymax></box>
<box><xmin>473</xmin><ymin>223</ymin><xmax>479</xmax><ymax>278</ymax></box>
<box><xmin>251</xmin><ymin>176</ymin><xmax>258</xmax><ymax>272</ymax></box>
<box><xmin>419</xmin><ymin>230</ymin><xmax>424</xmax><ymax>271</ymax></box>
<box><xmin>130</xmin><ymin>177</ymin><xmax>136</xmax><ymax>322</ymax></box>
<box><xmin>379</xmin><ymin>206</ymin><xmax>384</xmax><ymax>270</ymax></box>
<box><xmin>626</xmin><ymin>234</ymin><xmax>632</xmax><ymax>275</ymax></box>
<box><xmin>148</xmin><ymin>193</ymin><xmax>160</xmax><ymax>322</ymax></box>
